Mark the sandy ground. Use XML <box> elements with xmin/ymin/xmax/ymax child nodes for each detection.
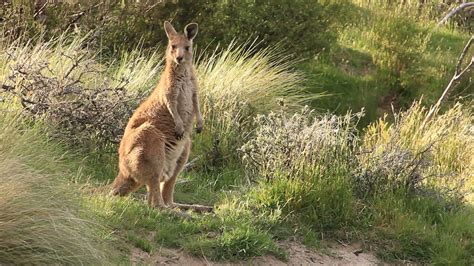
<box><xmin>131</xmin><ymin>240</ymin><xmax>380</xmax><ymax>265</ymax></box>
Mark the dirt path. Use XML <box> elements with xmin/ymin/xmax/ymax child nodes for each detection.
<box><xmin>131</xmin><ymin>240</ymin><xmax>380</xmax><ymax>265</ymax></box>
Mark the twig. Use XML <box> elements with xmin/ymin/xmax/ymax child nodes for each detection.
<box><xmin>423</xmin><ymin>36</ymin><xmax>473</xmax><ymax>126</ymax></box>
<box><xmin>33</xmin><ymin>1</ymin><xmax>49</xmax><ymax>20</ymax></box>
<box><xmin>182</xmin><ymin>156</ymin><xmax>201</xmax><ymax>172</ymax></box>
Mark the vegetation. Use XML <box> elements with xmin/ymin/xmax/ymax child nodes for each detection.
<box><xmin>0</xmin><ymin>0</ymin><xmax>342</xmax><ymax>56</ymax></box>
<box><xmin>0</xmin><ymin>0</ymin><xmax>472</xmax><ymax>265</ymax></box>
<box><xmin>0</xmin><ymin>114</ymin><xmax>116</xmax><ymax>264</ymax></box>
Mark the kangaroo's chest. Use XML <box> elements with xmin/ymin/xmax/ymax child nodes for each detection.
<box><xmin>176</xmin><ymin>78</ymin><xmax>194</xmax><ymax>122</ymax></box>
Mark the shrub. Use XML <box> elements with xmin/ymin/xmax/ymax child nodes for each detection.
<box><xmin>240</xmin><ymin>106</ymin><xmax>361</xmax><ymax>182</ymax></box>
<box><xmin>0</xmin><ymin>34</ymin><xmax>160</xmax><ymax>145</ymax></box>
<box><xmin>240</xmin><ymin>102</ymin><xmax>472</xmax><ymax>232</ymax></box>
<box><xmin>240</xmin><ymin>107</ymin><xmax>363</xmax><ymax>229</ymax></box>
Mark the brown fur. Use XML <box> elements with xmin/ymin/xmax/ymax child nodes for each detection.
<box><xmin>110</xmin><ymin>21</ymin><xmax>203</xmax><ymax>208</ymax></box>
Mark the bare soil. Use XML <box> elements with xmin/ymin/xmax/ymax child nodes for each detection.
<box><xmin>131</xmin><ymin>240</ymin><xmax>380</xmax><ymax>265</ymax></box>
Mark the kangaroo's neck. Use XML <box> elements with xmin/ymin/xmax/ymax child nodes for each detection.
<box><xmin>164</xmin><ymin>59</ymin><xmax>190</xmax><ymax>79</ymax></box>
<box><xmin>151</xmin><ymin>59</ymin><xmax>191</xmax><ymax>100</ymax></box>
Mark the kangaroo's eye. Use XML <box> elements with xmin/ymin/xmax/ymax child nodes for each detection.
<box><xmin>185</xmin><ymin>46</ymin><xmax>190</xmax><ymax>51</ymax></box>
<box><xmin>171</xmin><ymin>45</ymin><xmax>177</xmax><ymax>50</ymax></box>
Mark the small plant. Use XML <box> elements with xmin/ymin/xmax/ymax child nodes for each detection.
<box><xmin>241</xmin><ymin>106</ymin><xmax>361</xmax><ymax>182</ymax></box>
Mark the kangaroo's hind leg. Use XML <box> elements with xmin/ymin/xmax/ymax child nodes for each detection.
<box><xmin>128</xmin><ymin>123</ymin><xmax>167</xmax><ymax>208</ymax></box>
<box><xmin>144</xmin><ymin>134</ymin><xmax>167</xmax><ymax>208</ymax></box>
<box><xmin>162</xmin><ymin>138</ymin><xmax>191</xmax><ymax>207</ymax></box>
<box><xmin>162</xmin><ymin>138</ymin><xmax>213</xmax><ymax>213</ymax></box>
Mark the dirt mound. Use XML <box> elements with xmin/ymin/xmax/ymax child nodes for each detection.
<box><xmin>131</xmin><ymin>240</ymin><xmax>379</xmax><ymax>265</ymax></box>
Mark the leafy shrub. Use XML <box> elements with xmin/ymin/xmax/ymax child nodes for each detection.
<box><xmin>240</xmin><ymin>102</ymin><xmax>472</xmax><ymax>231</ymax></box>
<box><xmin>239</xmin><ymin>107</ymin><xmax>362</xmax><ymax>229</ymax></box>
<box><xmin>241</xmin><ymin>106</ymin><xmax>361</xmax><ymax>182</ymax></box>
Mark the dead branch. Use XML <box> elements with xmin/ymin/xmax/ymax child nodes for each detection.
<box><xmin>437</xmin><ymin>3</ymin><xmax>474</xmax><ymax>27</ymax></box>
<box><xmin>62</xmin><ymin>2</ymin><xmax>103</xmax><ymax>31</ymax></box>
<box><xmin>173</xmin><ymin>203</ymin><xmax>214</xmax><ymax>213</ymax></box>
<box><xmin>423</xmin><ymin>36</ymin><xmax>473</xmax><ymax>126</ymax></box>
<box><xmin>1</xmin><ymin>46</ymin><xmax>143</xmax><ymax>145</ymax></box>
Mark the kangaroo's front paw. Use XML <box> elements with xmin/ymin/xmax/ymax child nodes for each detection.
<box><xmin>196</xmin><ymin>120</ymin><xmax>203</xmax><ymax>134</ymax></box>
<box><xmin>175</xmin><ymin>124</ymin><xmax>184</xmax><ymax>139</ymax></box>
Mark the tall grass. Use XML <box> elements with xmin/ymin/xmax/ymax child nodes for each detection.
<box><xmin>0</xmin><ymin>113</ymin><xmax>115</xmax><ymax>264</ymax></box>
<box><xmin>193</xmin><ymin>42</ymin><xmax>316</xmax><ymax>170</ymax></box>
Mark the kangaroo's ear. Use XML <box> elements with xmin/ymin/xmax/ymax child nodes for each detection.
<box><xmin>184</xmin><ymin>23</ymin><xmax>198</xmax><ymax>41</ymax></box>
<box><xmin>164</xmin><ymin>21</ymin><xmax>178</xmax><ymax>39</ymax></box>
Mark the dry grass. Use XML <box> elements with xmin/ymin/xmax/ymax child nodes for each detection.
<box><xmin>359</xmin><ymin>102</ymin><xmax>473</xmax><ymax>201</ymax></box>
<box><xmin>0</xmin><ymin>113</ymin><xmax>115</xmax><ymax>264</ymax></box>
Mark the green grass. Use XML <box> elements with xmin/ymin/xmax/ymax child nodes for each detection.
<box><xmin>301</xmin><ymin>3</ymin><xmax>472</xmax><ymax>125</ymax></box>
<box><xmin>370</xmin><ymin>195</ymin><xmax>474</xmax><ymax>264</ymax></box>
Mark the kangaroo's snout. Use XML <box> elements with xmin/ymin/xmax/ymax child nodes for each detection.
<box><xmin>109</xmin><ymin>174</ymin><xmax>138</xmax><ymax>197</ymax></box>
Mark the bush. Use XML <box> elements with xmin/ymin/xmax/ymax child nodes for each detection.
<box><xmin>1</xmin><ymin>34</ymin><xmax>160</xmax><ymax>145</ymax></box>
<box><xmin>239</xmin><ymin>101</ymin><xmax>472</xmax><ymax>233</ymax></box>
<box><xmin>241</xmin><ymin>106</ymin><xmax>361</xmax><ymax>182</ymax></box>
<box><xmin>240</xmin><ymin>107</ymin><xmax>362</xmax><ymax>230</ymax></box>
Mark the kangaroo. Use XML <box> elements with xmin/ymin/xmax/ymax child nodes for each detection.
<box><xmin>109</xmin><ymin>21</ymin><xmax>203</xmax><ymax>209</ymax></box>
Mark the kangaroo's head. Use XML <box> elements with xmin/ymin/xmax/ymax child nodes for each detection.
<box><xmin>109</xmin><ymin>173</ymin><xmax>139</xmax><ymax>196</ymax></box>
<box><xmin>164</xmin><ymin>21</ymin><xmax>198</xmax><ymax>65</ymax></box>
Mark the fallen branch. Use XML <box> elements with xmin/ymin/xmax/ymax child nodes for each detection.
<box><xmin>173</xmin><ymin>202</ymin><xmax>214</xmax><ymax>213</ymax></box>
<box><xmin>437</xmin><ymin>3</ymin><xmax>474</xmax><ymax>27</ymax></box>
<box><xmin>423</xmin><ymin>36</ymin><xmax>473</xmax><ymax>126</ymax></box>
